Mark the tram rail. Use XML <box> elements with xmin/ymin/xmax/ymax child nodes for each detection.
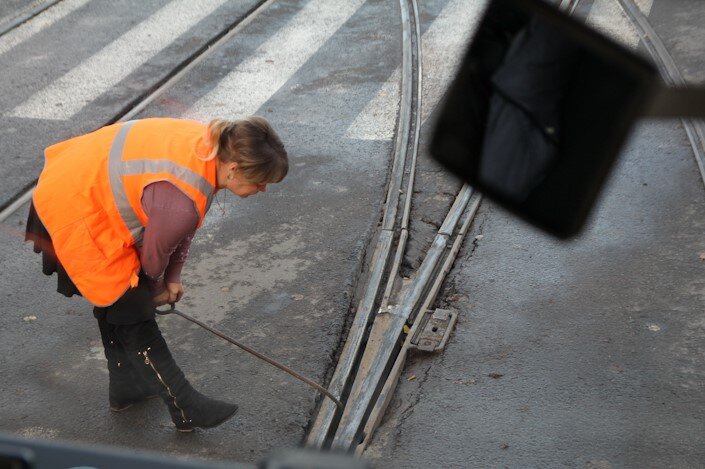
<box><xmin>4</xmin><ymin>0</ymin><xmax>693</xmax><ymax>459</ymax></box>
<box><xmin>305</xmin><ymin>0</ymin><xmax>424</xmax><ymax>450</ymax></box>
<box><xmin>0</xmin><ymin>0</ymin><xmax>273</xmax><ymax>222</ymax></box>
<box><xmin>307</xmin><ymin>0</ymin><xmax>483</xmax><ymax>453</ymax></box>
<box><xmin>306</xmin><ymin>0</ymin><xmax>697</xmax><ymax>454</ymax></box>
<box><xmin>615</xmin><ymin>0</ymin><xmax>705</xmax><ymax>186</ymax></box>
<box><xmin>0</xmin><ymin>0</ymin><xmax>64</xmax><ymax>39</ymax></box>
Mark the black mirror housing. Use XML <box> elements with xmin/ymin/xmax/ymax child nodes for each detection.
<box><xmin>430</xmin><ymin>0</ymin><xmax>661</xmax><ymax>238</ymax></box>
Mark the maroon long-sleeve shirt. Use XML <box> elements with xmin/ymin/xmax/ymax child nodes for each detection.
<box><xmin>138</xmin><ymin>181</ymin><xmax>200</xmax><ymax>296</ymax></box>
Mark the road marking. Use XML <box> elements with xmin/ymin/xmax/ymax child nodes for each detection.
<box><xmin>9</xmin><ymin>0</ymin><xmax>232</xmax><ymax>120</ymax></box>
<box><xmin>345</xmin><ymin>0</ymin><xmax>487</xmax><ymax>141</ymax></box>
<box><xmin>186</xmin><ymin>0</ymin><xmax>366</xmax><ymax>120</ymax></box>
<box><xmin>419</xmin><ymin>0</ymin><xmax>488</xmax><ymax>124</ymax></box>
<box><xmin>345</xmin><ymin>0</ymin><xmax>656</xmax><ymax>142</ymax></box>
<box><xmin>0</xmin><ymin>0</ymin><xmax>91</xmax><ymax>57</ymax></box>
<box><xmin>586</xmin><ymin>0</ymin><xmax>654</xmax><ymax>48</ymax></box>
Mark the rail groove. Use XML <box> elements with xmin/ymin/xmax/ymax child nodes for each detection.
<box><xmin>305</xmin><ymin>0</ymin><xmax>423</xmax><ymax>449</ymax></box>
<box><xmin>311</xmin><ymin>0</ymin><xmax>590</xmax><ymax>452</ymax></box>
<box><xmin>615</xmin><ymin>0</ymin><xmax>705</xmax><ymax>187</ymax></box>
<box><xmin>307</xmin><ymin>0</ymin><xmax>487</xmax><ymax>453</ymax></box>
<box><xmin>0</xmin><ymin>0</ymin><xmax>274</xmax><ymax>222</ymax></box>
<box><xmin>0</xmin><ymin>0</ymin><xmax>64</xmax><ymax>39</ymax></box>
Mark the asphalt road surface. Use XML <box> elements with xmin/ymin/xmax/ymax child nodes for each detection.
<box><xmin>1</xmin><ymin>0</ymin><xmax>704</xmax><ymax>467</ymax></box>
<box><xmin>367</xmin><ymin>0</ymin><xmax>705</xmax><ymax>467</ymax></box>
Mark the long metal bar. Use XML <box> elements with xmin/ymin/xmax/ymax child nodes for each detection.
<box><xmin>162</xmin><ymin>306</ymin><xmax>343</xmax><ymax>411</ymax></box>
<box><xmin>615</xmin><ymin>0</ymin><xmax>705</xmax><ymax>187</ymax></box>
<box><xmin>331</xmin><ymin>185</ymin><xmax>473</xmax><ymax>451</ymax></box>
<box><xmin>380</xmin><ymin>0</ymin><xmax>414</xmax><ymax>231</ymax></box>
<box><xmin>380</xmin><ymin>0</ymin><xmax>422</xmax><ymax>311</ymax></box>
<box><xmin>306</xmin><ymin>0</ymin><xmax>420</xmax><ymax>448</ymax></box>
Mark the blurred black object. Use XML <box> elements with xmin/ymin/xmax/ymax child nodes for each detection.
<box><xmin>0</xmin><ymin>431</ymin><xmax>367</xmax><ymax>469</ymax></box>
<box><xmin>431</xmin><ymin>0</ymin><xmax>658</xmax><ymax>238</ymax></box>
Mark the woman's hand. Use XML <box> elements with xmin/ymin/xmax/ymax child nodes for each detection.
<box><xmin>153</xmin><ymin>289</ymin><xmax>171</xmax><ymax>307</ymax></box>
<box><xmin>166</xmin><ymin>282</ymin><xmax>184</xmax><ymax>304</ymax></box>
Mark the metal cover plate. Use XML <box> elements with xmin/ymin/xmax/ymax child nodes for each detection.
<box><xmin>409</xmin><ymin>308</ymin><xmax>458</xmax><ymax>352</ymax></box>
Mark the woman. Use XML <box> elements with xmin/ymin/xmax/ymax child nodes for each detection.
<box><xmin>25</xmin><ymin>116</ymin><xmax>288</xmax><ymax>432</ymax></box>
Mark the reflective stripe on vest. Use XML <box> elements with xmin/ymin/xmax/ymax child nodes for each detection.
<box><xmin>108</xmin><ymin>121</ymin><xmax>215</xmax><ymax>241</ymax></box>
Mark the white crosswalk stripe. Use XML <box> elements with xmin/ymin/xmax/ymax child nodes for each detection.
<box><xmin>0</xmin><ymin>0</ymin><xmax>91</xmax><ymax>57</ymax></box>
<box><xmin>345</xmin><ymin>0</ymin><xmax>657</xmax><ymax>142</ymax></box>
<box><xmin>587</xmin><ymin>0</ymin><xmax>654</xmax><ymax>48</ymax></box>
<box><xmin>345</xmin><ymin>0</ymin><xmax>487</xmax><ymax>141</ymax></box>
<box><xmin>9</xmin><ymin>0</ymin><xmax>231</xmax><ymax>120</ymax></box>
<box><xmin>185</xmin><ymin>0</ymin><xmax>366</xmax><ymax>121</ymax></box>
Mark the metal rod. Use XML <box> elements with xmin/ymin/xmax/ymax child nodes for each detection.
<box><xmin>161</xmin><ymin>306</ymin><xmax>343</xmax><ymax>411</ymax></box>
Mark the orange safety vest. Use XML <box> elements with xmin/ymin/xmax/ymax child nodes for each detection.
<box><xmin>33</xmin><ymin>118</ymin><xmax>217</xmax><ymax>307</ymax></box>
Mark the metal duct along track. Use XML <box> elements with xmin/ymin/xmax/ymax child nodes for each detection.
<box><xmin>306</xmin><ymin>0</ymin><xmax>483</xmax><ymax>453</ymax></box>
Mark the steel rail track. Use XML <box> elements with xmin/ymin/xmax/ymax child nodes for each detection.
<box><xmin>314</xmin><ymin>0</ymin><xmax>705</xmax><ymax>454</ymax></box>
<box><xmin>615</xmin><ymin>0</ymin><xmax>705</xmax><ymax>187</ymax></box>
<box><xmin>558</xmin><ymin>0</ymin><xmax>581</xmax><ymax>15</ymax></box>
<box><xmin>305</xmin><ymin>0</ymin><xmax>423</xmax><ymax>449</ymax></box>
<box><xmin>309</xmin><ymin>0</ymin><xmax>488</xmax><ymax>453</ymax></box>
<box><xmin>328</xmin><ymin>0</ymin><xmax>425</xmax><ymax>451</ymax></box>
<box><xmin>0</xmin><ymin>0</ymin><xmax>64</xmax><ymax>39</ymax></box>
<box><xmin>0</xmin><ymin>0</ymin><xmax>274</xmax><ymax>224</ymax></box>
<box><xmin>355</xmin><ymin>191</ymin><xmax>482</xmax><ymax>455</ymax></box>
<box><xmin>321</xmin><ymin>0</ymin><xmax>585</xmax><ymax>453</ymax></box>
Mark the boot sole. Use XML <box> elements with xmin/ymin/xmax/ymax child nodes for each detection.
<box><xmin>175</xmin><ymin>406</ymin><xmax>238</xmax><ymax>432</ymax></box>
<box><xmin>110</xmin><ymin>394</ymin><xmax>160</xmax><ymax>413</ymax></box>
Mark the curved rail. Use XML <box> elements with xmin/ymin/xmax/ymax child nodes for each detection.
<box><xmin>333</xmin><ymin>0</ymin><xmax>585</xmax><ymax>453</ymax></box>
<box><xmin>305</xmin><ymin>0</ymin><xmax>424</xmax><ymax>450</ymax></box>
<box><xmin>615</xmin><ymin>0</ymin><xmax>705</xmax><ymax>187</ymax></box>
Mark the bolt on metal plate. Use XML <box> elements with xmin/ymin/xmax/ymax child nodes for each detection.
<box><xmin>409</xmin><ymin>308</ymin><xmax>458</xmax><ymax>352</ymax></box>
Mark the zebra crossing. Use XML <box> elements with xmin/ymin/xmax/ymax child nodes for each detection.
<box><xmin>3</xmin><ymin>0</ymin><xmax>482</xmax><ymax>130</ymax></box>
<box><xmin>9</xmin><ymin>0</ymin><xmax>234</xmax><ymax>120</ymax></box>
<box><xmin>0</xmin><ymin>0</ymin><xmax>90</xmax><ymax>56</ymax></box>
<box><xmin>0</xmin><ymin>0</ymin><xmax>659</xmax><ymax>209</ymax></box>
<box><xmin>587</xmin><ymin>0</ymin><xmax>654</xmax><ymax>47</ymax></box>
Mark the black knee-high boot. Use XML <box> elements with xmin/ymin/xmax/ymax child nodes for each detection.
<box><xmin>115</xmin><ymin>319</ymin><xmax>238</xmax><ymax>432</ymax></box>
<box><xmin>96</xmin><ymin>315</ymin><xmax>159</xmax><ymax>412</ymax></box>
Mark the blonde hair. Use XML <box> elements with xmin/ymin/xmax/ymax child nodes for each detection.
<box><xmin>203</xmin><ymin>116</ymin><xmax>288</xmax><ymax>184</ymax></box>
